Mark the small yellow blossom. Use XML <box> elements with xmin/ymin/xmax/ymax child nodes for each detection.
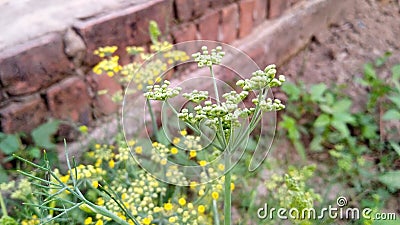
<box><xmin>231</xmin><ymin>182</ymin><xmax>235</xmax><ymax>191</ymax></box>
<box><xmin>160</xmin><ymin>158</ymin><xmax>167</xmax><ymax>165</ymax></box>
<box><xmin>92</xmin><ymin>180</ymin><xmax>99</xmax><ymax>189</ymax></box>
<box><xmin>198</xmin><ymin>205</ymin><xmax>205</xmax><ymax>213</ymax></box>
<box><xmin>189</xmin><ymin>150</ymin><xmax>197</xmax><ymax>158</ymax></box>
<box><xmin>180</xmin><ymin>130</ymin><xmax>187</xmax><ymax>136</ymax></box>
<box><xmin>199</xmin><ymin>160</ymin><xmax>207</xmax><ymax>166</ymax></box>
<box><xmin>170</xmin><ymin>147</ymin><xmax>178</xmax><ymax>154</ymax></box>
<box><xmin>164</xmin><ymin>202</ymin><xmax>173</xmax><ymax>211</ymax></box>
<box><xmin>84</xmin><ymin>217</ymin><xmax>92</xmax><ymax>225</ymax></box>
<box><xmin>135</xmin><ymin>146</ymin><xmax>143</xmax><ymax>154</ymax></box>
<box><xmin>108</xmin><ymin>159</ymin><xmax>115</xmax><ymax>168</ymax></box>
<box><xmin>178</xmin><ymin>197</ymin><xmax>186</xmax><ymax>206</ymax></box>
<box><xmin>218</xmin><ymin>164</ymin><xmax>225</xmax><ymax>171</ymax></box>
<box><xmin>173</xmin><ymin>137</ymin><xmax>180</xmax><ymax>144</ymax></box>
<box><xmin>128</xmin><ymin>140</ymin><xmax>136</xmax><ymax>146</ymax></box>
<box><xmin>211</xmin><ymin>191</ymin><xmax>219</xmax><ymax>200</ymax></box>
<box><xmin>142</xmin><ymin>217</ymin><xmax>152</xmax><ymax>225</ymax></box>
<box><xmin>168</xmin><ymin>216</ymin><xmax>177</xmax><ymax>223</ymax></box>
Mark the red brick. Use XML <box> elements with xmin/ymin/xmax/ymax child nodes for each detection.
<box><xmin>197</xmin><ymin>10</ymin><xmax>220</xmax><ymax>41</ymax></box>
<box><xmin>253</xmin><ymin>0</ymin><xmax>267</xmax><ymax>26</ymax></box>
<box><xmin>0</xmin><ymin>96</ymin><xmax>48</xmax><ymax>134</ymax></box>
<box><xmin>210</xmin><ymin>0</ymin><xmax>234</xmax><ymax>8</ymax></box>
<box><xmin>47</xmin><ymin>77</ymin><xmax>92</xmax><ymax>124</ymax></box>
<box><xmin>239</xmin><ymin>0</ymin><xmax>255</xmax><ymax>38</ymax></box>
<box><xmin>0</xmin><ymin>34</ymin><xmax>73</xmax><ymax>96</ymax></box>
<box><xmin>175</xmin><ymin>0</ymin><xmax>209</xmax><ymax>21</ymax></box>
<box><xmin>172</xmin><ymin>23</ymin><xmax>197</xmax><ymax>43</ymax></box>
<box><xmin>86</xmin><ymin>73</ymin><xmax>122</xmax><ymax>116</ymax></box>
<box><xmin>74</xmin><ymin>0</ymin><xmax>173</xmax><ymax>66</ymax></box>
<box><xmin>220</xmin><ymin>4</ymin><xmax>239</xmax><ymax>43</ymax></box>
<box><xmin>269</xmin><ymin>0</ymin><xmax>289</xmax><ymax>19</ymax></box>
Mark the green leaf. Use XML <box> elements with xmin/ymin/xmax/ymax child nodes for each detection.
<box><xmin>331</xmin><ymin>120</ymin><xmax>350</xmax><ymax>137</ymax></box>
<box><xmin>332</xmin><ymin>112</ymin><xmax>355</xmax><ymax>124</ymax></box>
<box><xmin>388</xmin><ymin>95</ymin><xmax>400</xmax><ymax>109</ymax></box>
<box><xmin>378</xmin><ymin>171</ymin><xmax>400</xmax><ymax>190</ymax></box>
<box><xmin>31</xmin><ymin>120</ymin><xmax>60</xmax><ymax>150</ymax></box>
<box><xmin>373</xmin><ymin>219</ymin><xmax>400</xmax><ymax>225</ymax></box>
<box><xmin>320</xmin><ymin>104</ymin><xmax>333</xmax><ymax>114</ymax></box>
<box><xmin>0</xmin><ymin>166</ymin><xmax>8</xmax><ymax>183</ymax></box>
<box><xmin>389</xmin><ymin>141</ymin><xmax>400</xmax><ymax>156</ymax></box>
<box><xmin>382</xmin><ymin>109</ymin><xmax>400</xmax><ymax>121</ymax></box>
<box><xmin>281</xmin><ymin>82</ymin><xmax>301</xmax><ymax>101</ymax></box>
<box><xmin>391</xmin><ymin>64</ymin><xmax>400</xmax><ymax>79</ymax></box>
<box><xmin>374</xmin><ymin>51</ymin><xmax>391</xmax><ymax>67</ymax></box>
<box><xmin>0</xmin><ymin>134</ymin><xmax>20</xmax><ymax>155</ymax></box>
<box><xmin>314</xmin><ymin>114</ymin><xmax>330</xmax><ymax>127</ymax></box>
<box><xmin>364</xmin><ymin>63</ymin><xmax>377</xmax><ymax>79</ymax></box>
<box><xmin>361</xmin><ymin>124</ymin><xmax>378</xmax><ymax>139</ymax></box>
<box><xmin>310</xmin><ymin>83</ymin><xmax>327</xmax><ymax>102</ymax></box>
<box><xmin>28</xmin><ymin>146</ymin><xmax>42</xmax><ymax>159</ymax></box>
<box><xmin>155</xmin><ymin>129</ymin><xmax>169</xmax><ymax>146</ymax></box>
<box><xmin>149</xmin><ymin>20</ymin><xmax>161</xmax><ymax>44</ymax></box>
<box><xmin>332</xmin><ymin>99</ymin><xmax>352</xmax><ymax>113</ymax></box>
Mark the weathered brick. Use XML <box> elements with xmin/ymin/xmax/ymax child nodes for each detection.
<box><xmin>239</xmin><ymin>0</ymin><xmax>255</xmax><ymax>38</ymax></box>
<box><xmin>86</xmin><ymin>73</ymin><xmax>122</xmax><ymax>116</ymax></box>
<box><xmin>0</xmin><ymin>34</ymin><xmax>73</xmax><ymax>96</ymax></box>
<box><xmin>175</xmin><ymin>0</ymin><xmax>209</xmax><ymax>21</ymax></box>
<box><xmin>220</xmin><ymin>4</ymin><xmax>239</xmax><ymax>43</ymax></box>
<box><xmin>47</xmin><ymin>77</ymin><xmax>92</xmax><ymax>124</ymax></box>
<box><xmin>0</xmin><ymin>96</ymin><xmax>48</xmax><ymax>134</ymax></box>
<box><xmin>197</xmin><ymin>10</ymin><xmax>220</xmax><ymax>41</ymax></box>
<box><xmin>172</xmin><ymin>23</ymin><xmax>197</xmax><ymax>43</ymax></box>
<box><xmin>210</xmin><ymin>0</ymin><xmax>234</xmax><ymax>8</ymax></box>
<box><xmin>253</xmin><ymin>0</ymin><xmax>267</xmax><ymax>26</ymax></box>
<box><xmin>74</xmin><ymin>0</ymin><xmax>173</xmax><ymax>66</ymax></box>
<box><xmin>269</xmin><ymin>0</ymin><xmax>289</xmax><ymax>19</ymax></box>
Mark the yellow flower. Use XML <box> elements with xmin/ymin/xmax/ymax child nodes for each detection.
<box><xmin>154</xmin><ymin>207</ymin><xmax>162</xmax><ymax>213</ymax></box>
<box><xmin>178</xmin><ymin>197</ymin><xmax>186</xmax><ymax>206</ymax></box>
<box><xmin>60</xmin><ymin>175</ymin><xmax>70</xmax><ymax>183</ymax></box>
<box><xmin>199</xmin><ymin>160</ymin><xmax>207</xmax><ymax>166</ymax></box>
<box><xmin>108</xmin><ymin>159</ymin><xmax>115</xmax><ymax>168</ymax></box>
<box><xmin>180</xmin><ymin>130</ymin><xmax>187</xmax><ymax>136</ymax></box>
<box><xmin>121</xmin><ymin>193</ymin><xmax>127</xmax><ymax>200</ymax></box>
<box><xmin>231</xmin><ymin>182</ymin><xmax>235</xmax><ymax>191</ymax></box>
<box><xmin>142</xmin><ymin>217</ymin><xmax>152</xmax><ymax>225</ymax></box>
<box><xmin>198</xmin><ymin>205</ymin><xmax>205</xmax><ymax>213</ymax></box>
<box><xmin>170</xmin><ymin>147</ymin><xmax>178</xmax><ymax>154</ymax></box>
<box><xmin>189</xmin><ymin>150</ymin><xmax>197</xmax><ymax>158</ymax></box>
<box><xmin>95</xmin><ymin>220</ymin><xmax>103</xmax><ymax>225</ymax></box>
<box><xmin>164</xmin><ymin>202</ymin><xmax>173</xmax><ymax>211</ymax></box>
<box><xmin>92</xmin><ymin>180</ymin><xmax>99</xmax><ymax>189</ymax></box>
<box><xmin>128</xmin><ymin>140</ymin><xmax>136</xmax><ymax>146</ymax></box>
<box><xmin>84</xmin><ymin>217</ymin><xmax>92</xmax><ymax>225</ymax></box>
<box><xmin>135</xmin><ymin>146</ymin><xmax>143</xmax><ymax>154</ymax></box>
<box><xmin>160</xmin><ymin>158</ymin><xmax>167</xmax><ymax>165</ymax></box>
<box><xmin>168</xmin><ymin>216</ymin><xmax>177</xmax><ymax>223</ymax></box>
<box><xmin>79</xmin><ymin>125</ymin><xmax>88</xmax><ymax>134</ymax></box>
<box><xmin>218</xmin><ymin>164</ymin><xmax>225</xmax><ymax>171</ymax></box>
<box><xmin>97</xmin><ymin>197</ymin><xmax>105</xmax><ymax>206</ymax></box>
<box><xmin>211</xmin><ymin>191</ymin><xmax>219</xmax><ymax>200</ymax></box>
<box><xmin>173</xmin><ymin>137</ymin><xmax>180</xmax><ymax>145</ymax></box>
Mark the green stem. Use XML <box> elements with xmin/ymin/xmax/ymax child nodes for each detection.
<box><xmin>212</xmin><ymin>199</ymin><xmax>220</xmax><ymax>225</ymax></box>
<box><xmin>147</xmin><ymin>99</ymin><xmax>159</xmax><ymax>135</ymax></box>
<box><xmin>0</xmin><ymin>193</ymin><xmax>7</xmax><ymax>217</ymax></box>
<box><xmin>224</xmin><ymin>154</ymin><xmax>231</xmax><ymax>225</ymax></box>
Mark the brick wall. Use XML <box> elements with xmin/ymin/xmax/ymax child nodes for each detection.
<box><xmin>0</xmin><ymin>0</ymin><xmax>336</xmax><ymax>136</ymax></box>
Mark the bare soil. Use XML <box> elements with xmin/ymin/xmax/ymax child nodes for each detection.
<box><xmin>281</xmin><ymin>0</ymin><xmax>400</xmax><ymax>105</ymax></box>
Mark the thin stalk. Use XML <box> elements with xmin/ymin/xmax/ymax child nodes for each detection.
<box><xmin>224</xmin><ymin>154</ymin><xmax>232</xmax><ymax>225</ymax></box>
<box><xmin>212</xmin><ymin>199</ymin><xmax>220</xmax><ymax>225</ymax></box>
<box><xmin>0</xmin><ymin>193</ymin><xmax>7</xmax><ymax>217</ymax></box>
<box><xmin>147</xmin><ymin>99</ymin><xmax>159</xmax><ymax>135</ymax></box>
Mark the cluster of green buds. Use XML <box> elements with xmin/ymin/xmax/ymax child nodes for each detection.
<box><xmin>252</xmin><ymin>98</ymin><xmax>285</xmax><ymax>111</ymax></box>
<box><xmin>144</xmin><ymin>80</ymin><xmax>182</xmax><ymax>100</ymax></box>
<box><xmin>192</xmin><ymin>46</ymin><xmax>225</xmax><ymax>68</ymax></box>
<box><xmin>182</xmin><ymin>90</ymin><xmax>209</xmax><ymax>103</ymax></box>
<box><xmin>236</xmin><ymin>64</ymin><xmax>286</xmax><ymax>91</ymax></box>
